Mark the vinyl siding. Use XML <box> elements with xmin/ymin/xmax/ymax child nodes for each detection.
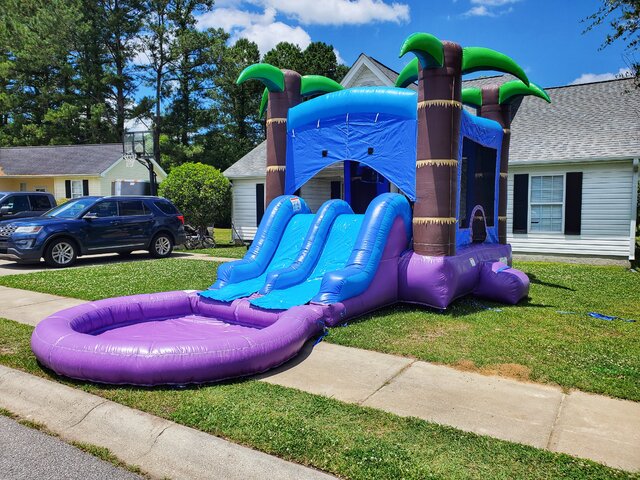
<box><xmin>231</xmin><ymin>177</ymin><xmax>336</xmax><ymax>240</ymax></box>
<box><xmin>507</xmin><ymin>160</ymin><xmax>635</xmax><ymax>258</ymax></box>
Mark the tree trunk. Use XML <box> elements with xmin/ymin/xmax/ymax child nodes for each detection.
<box><xmin>478</xmin><ymin>86</ymin><xmax>511</xmax><ymax>244</ymax></box>
<box><xmin>264</xmin><ymin>70</ymin><xmax>301</xmax><ymax>205</ymax></box>
<box><xmin>412</xmin><ymin>42</ymin><xmax>462</xmax><ymax>257</ymax></box>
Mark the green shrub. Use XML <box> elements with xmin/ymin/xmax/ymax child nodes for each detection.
<box><xmin>158</xmin><ymin>162</ymin><xmax>231</xmax><ymax>228</ymax></box>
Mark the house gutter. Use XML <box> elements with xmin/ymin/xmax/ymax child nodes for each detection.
<box><xmin>509</xmin><ymin>155</ymin><xmax>640</xmax><ymax>167</ymax></box>
<box><xmin>630</xmin><ymin>158</ymin><xmax>639</xmax><ymax>261</ymax></box>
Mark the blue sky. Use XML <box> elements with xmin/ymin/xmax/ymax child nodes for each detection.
<box><xmin>196</xmin><ymin>0</ymin><xmax>632</xmax><ymax>87</ymax></box>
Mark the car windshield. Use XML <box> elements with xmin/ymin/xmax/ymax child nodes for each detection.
<box><xmin>44</xmin><ymin>198</ymin><xmax>96</xmax><ymax>219</ymax></box>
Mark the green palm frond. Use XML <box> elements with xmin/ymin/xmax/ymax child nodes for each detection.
<box><xmin>395</xmin><ymin>58</ymin><xmax>419</xmax><ymax>88</ymax></box>
<box><xmin>498</xmin><ymin>80</ymin><xmax>550</xmax><ymax>105</ymax></box>
<box><xmin>300</xmin><ymin>75</ymin><xmax>343</xmax><ymax>97</ymax></box>
<box><xmin>237</xmin><ymin>63</ymin><xmax>285</xmax><ymax>92</ymax></box>
<box><xmin>461</xmin><ymin>87</ymin><xmax>483</xmax><ymax>108</ymax></box>
<box><xmin>259</xmin><ymin>88</ymin><xmax>269</xmax><ymax>119</ymax></box>
<box><xmin>461</xmin><ymin>47</ymin><xmax>529</xmax><ymax>86</ymax></box>
<box><xmin>399</xmin><ymin>32</ymin><xmax>444</xmax><ymax>68</ymax></box>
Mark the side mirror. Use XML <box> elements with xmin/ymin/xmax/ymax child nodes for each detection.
<box><xmin>83</xmin><ymin>212</ymin><xmax>98</xmax><ymax>221</ymax></box>
<box><xmin>0</xmin><ymin>205</ymin><xmax>11</xmax><ymax>216</ymax></box>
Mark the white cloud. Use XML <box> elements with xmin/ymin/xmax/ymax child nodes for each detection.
<box><xmin>571</xmin><ymin>68</ymin><xmax>632</xmax><ymax>85</ymax></box>
<box><xmin>198</xmin><ymin>7</ymin><xmax>311</xmax><ymax>55</ymax></box>
<box><xmin>470</xmin><ymin>0</ymin><xmax>519</xmax><ymax>5</ymax></box>
<box><xmin>463</xmin><ymin>0</ymin><xmax>519</xmax><ymax>17</ymax></box>
<box><xmin>256</xmin><ymin>0</ymin><xmax>410</xmax><ymax>26</ymax></box>
<box><xmin>464</xmin><ymin>5</ymin><xmax>492</xmax><ymax>17</ymax></box>
<box><xmin>333</xmin><ymin>48</ymin><xmax>345</xmax><ymax>65</ymax></box>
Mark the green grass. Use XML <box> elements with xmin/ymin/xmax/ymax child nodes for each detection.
<box><xmin>0</xmin><ymin>319</ymin><xmax>635</xmax><ymax>480</ymax></box>
<box><xmin>0</xmin><ymin>259</ymin><xmax>638</xmax><ymax>400</ymax></box>
<box><xmin>70</xmin><ymin>442</ymin><xmax>145</xmax><ymax>476</ymax></box>
<box><xmin>0</xmin><ymin>258</ymin><xmax>219</xmax><ymax>301</ymax></box>
<box><xmin>327</xmin><ymin>261</ymin><xmax>640</xmax><ymax>401</ymax></box>
<box><xmin>189</xmin><ymin>227</ymin><xmax>248</xmax><ymax>259</ymax></box>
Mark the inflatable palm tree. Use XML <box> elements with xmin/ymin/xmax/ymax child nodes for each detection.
<box><xmin>396</xmin><ymin>32</ymin><xmax>529</xmax><ymax>257</ymax></box>
<box><xmin>461</xmin><ymin>81</ymin><xmax>550</xmax><ymax>244</ymax></box>
<box><xmin>237</xmin><ymin>65</ymin><xmax>342</xmax><ymax>204</ymax></box>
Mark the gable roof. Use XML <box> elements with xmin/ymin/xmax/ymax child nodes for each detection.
<box><xmin>0</xmin><ymin>143</ymin><xmax>125</xmax><ymax>176</ymax></box>
<box><xmin>224</xmin><ymin>141</ymin><xmax>266</xmax><ymax>179</ymax></box>
<box><xmin>509</xmin><ymin>78</ymin><xmax>640</xmax><ymax>163</ymax></box>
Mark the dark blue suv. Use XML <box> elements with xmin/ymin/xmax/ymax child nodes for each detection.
<box><xmin>0</xmin><ymin>196</ymin><xmax>186</xmax><ymax>267</ymax></box>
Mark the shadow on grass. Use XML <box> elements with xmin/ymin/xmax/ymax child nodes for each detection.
<box><xmin>526</xmin><ymin>273</ymin><xmax>575</xmax><ymax>292</ymax></box>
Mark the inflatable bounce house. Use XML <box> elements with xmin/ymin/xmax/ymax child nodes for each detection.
<box><xmin>32</xmin><ymin>33</ymin><xmax>550</xmax><ymax>386</ymax></box>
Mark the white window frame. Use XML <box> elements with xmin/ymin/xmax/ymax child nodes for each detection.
<box><xmin>70</xmin><ymin>180</ymin><xmax>84</xmax><ymax>199</ymax></box>
<box><xmin>528</xmin><ymin>174</ymin><xmax>565</xmax><ymax>234</ymax></box>
<box><xmin>35</xmin><ymin>186</ymin><xmax>47</xmax><ymax>192</ymax></box>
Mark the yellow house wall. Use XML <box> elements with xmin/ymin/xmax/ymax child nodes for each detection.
<box><xmin>0</xmin><ymin>177</ymin><xmax>56</xmax><ymax>194</ymax></box>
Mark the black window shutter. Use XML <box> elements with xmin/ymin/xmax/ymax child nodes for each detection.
<box><xmin>65</xmin><ymin>180</ymin><xmax>71</xmax><ymax>199</ymax></box>
<box><xmin>82</xmin><ymin>179</ymin><xmax>89</xmax><ymax>196</ymax></box>
<box><xmin>330</xmin><ymin>181</ymin><xmax>341</xmax><ymax>199</ymax></box>
<box><xmin>512</xmin><ymin>174</ymin><xmax>528</xmax><ymax>234</ymax></box>
<box><xmin>564</xmin><ymin>172</ymin><xmax>582</xmax><ymax>235</ymax></box>
<box><xmin>256</xmin><ymin>183</ymin><xmax>265</xmax><ymax>226</ymax></box>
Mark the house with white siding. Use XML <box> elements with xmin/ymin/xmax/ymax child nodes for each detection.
<box><xmin>224</xmin><ymin>54</ymin><xmax>639</xmax><ymax>261</ymax></box>
<box><xmin>0</xmin><ymin>143</ymin><xmax>167</xmax><ymax>202</ymax></box>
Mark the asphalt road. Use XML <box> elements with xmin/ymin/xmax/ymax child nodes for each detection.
<box><xmin>0</xmin><ymin>415</ymin><xmax>142</xmax><ymax>480</ymax></box>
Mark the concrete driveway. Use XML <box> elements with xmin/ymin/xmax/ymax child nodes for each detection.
<box><xmin>0</xmin><ymin>251</ymin><xmax>215</xmax><ymax>277</ymax></box>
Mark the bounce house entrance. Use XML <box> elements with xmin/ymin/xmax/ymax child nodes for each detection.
<box><xmin>459</xmin><ymin>138</ymin><xmax>498</xmax><ymax>244</ymax></box>
<box><xmin>346</xmin><ymin>162</ymin><xmax>390</xmax><ymax>214</ymax></box>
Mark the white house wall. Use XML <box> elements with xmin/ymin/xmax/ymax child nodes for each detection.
<box><xmin>507</xmin><ymin>160</ymin><xmax>635</xmax><ymax>258</ymax></box>
<box><xmin>231</xmin><ymin>177</ymin><xmax>336</xmax><ymax>241</ymax></box>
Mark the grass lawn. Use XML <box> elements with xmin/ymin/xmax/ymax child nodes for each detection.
<box><xmin>183</xmin><ymin>227</ymin><xmax>248</xmax><ymax>259</ymax></box>
<box><xmin>0</xmin><ymin>258</ymin><xmax>220</xmax><ymax>301</ymax></box>
<box><xmin>0</xmin><ymin>259</ymin><xmax>638</xmax><ymax>401</ymax></box>
<box><xmin>329</xmin><ymin>261</ymin><xmax>640</xmax><ymax>401</ymax></box>
<box><xmin>0</xmin><ymin>319</ymin><xmax>634</xmax><ymax>480</ymax></box>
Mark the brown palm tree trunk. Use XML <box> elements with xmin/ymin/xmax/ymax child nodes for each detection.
<box><xmin>265</xmin><ymin>70</ymin><xmax>301</xmax><ymax>205</ymax></box>
<box><xmin>478</xmin><ymin>86</ymin><xmax>511</xmax><ymax>244</ymax></box>
<box><xmin>413</xmin><ymin>42</ymin><xmax>462</xmax><ymax>257</ymax></box>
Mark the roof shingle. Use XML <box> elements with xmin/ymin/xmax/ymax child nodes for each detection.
<box><xmin>0</xmin><ymin>143</ymin><xmax>124</xmax><ymax>176</ymax></box>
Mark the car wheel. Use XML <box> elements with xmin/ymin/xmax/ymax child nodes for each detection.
<box><xmin>44</xmin><ymin>238</ymin><xmax>77</xmax><ymax>268</ymax></box>
<box><xmin>150</xmin><ymin>233</ymin><xmax>173</xmax><ymax>258</ymax></box>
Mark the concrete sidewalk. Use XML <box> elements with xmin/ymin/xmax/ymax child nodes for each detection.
<box><xmin>1</xmin><ymin>284</ymin><xmax>639</xmax><ymax>472</ymax></box>
<box><xmin>0</xmin><ymin>366</ymin><xmax>334</xmax><ymax>480</ymax></box>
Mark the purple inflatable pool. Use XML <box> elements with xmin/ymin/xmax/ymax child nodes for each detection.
<box><xmin>31</xmin><ymin>291</ymin><xmax>325</xmax><ymax>385</ymax></box>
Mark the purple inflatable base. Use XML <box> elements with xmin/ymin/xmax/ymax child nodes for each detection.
<box><xmin>31</xmin><ymin>240</ymin><xmax>528</xmax><ymax>386</ymax></box>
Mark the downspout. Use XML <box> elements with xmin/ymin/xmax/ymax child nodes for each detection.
<box><xmin>631</xmin><ymin>158</ymin><xmax>639</xmax><ymax>261</ymax></box>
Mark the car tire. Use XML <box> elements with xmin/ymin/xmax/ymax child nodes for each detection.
<box><xmin>44</xmin><ymin>238</ymin><xmax>78</xmax><ymax>268</ymax></box>
<box><xmin>150</xmin><ymin>233</ymin><xmax>173</xmax><ymax>258</ymax></box>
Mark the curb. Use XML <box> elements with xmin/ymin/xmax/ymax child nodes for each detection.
<box><xmin>0</xmin><ymin>365</ymin><xmax>335</xmax><ymax>480</ymax></box>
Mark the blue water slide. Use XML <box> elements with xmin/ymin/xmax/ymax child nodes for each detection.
<box><xmin>313</xmin><ymin>193</ymin><xmax>412</xmax><ymax>304</ymax></box>
<box><xmin>250</xmin><ymin>193</ymin><xmax>412</xmax><ymax>310</ymax></box>
<box><xmin>260</xmin><ymin>199</ymin><xmax>353</xmax><ymax>294</ymax></box>
<box><xmin>205</xmin><ymin>195</ymin><xmax>309</xmax><ymax>291</ymax></box>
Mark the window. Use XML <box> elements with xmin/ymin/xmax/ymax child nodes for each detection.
<box><xmin>19</xmin><ymin>183</ymin><xmax>27</xmax><ymax>192</ymax></box>
<box><xmin>530</xmin><ymin>175</ymin><xmax>564</xmax><ymax>232</ymax></box>
<box><xmin>88</xmin><ymin>200</ymin><xmax>119</xmax><ymax>218</ymax></box>
<box><xmin>29</xmin><ymin>195</ymin><xmax>52</xmax><ymax>210</ymax></box>
<box><xmin>35</xmin><ymin>186</ymin><xmax>46</xmax><ymax>192</ymax></box>
<box><xmin>71</xmin><ymin>180</ymin><xmax>84</xmax><ymax>199</ymax></box>
<box><xmin>119</xmin><ymin>200</ymin><xmax>147</xmax><ymax>216</ymax></box>
<box><xmin>0</xmin><ymin>195</ymin><xmax>30</xmax><ymax>213</ymax></box>
<box><xmin>153</xmin><ymin>200</ymin><xmax>178</xmax><ymax>215</ymax></box>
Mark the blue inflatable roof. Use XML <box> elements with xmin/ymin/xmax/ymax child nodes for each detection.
<box><xmin>285</xmin><ymin>87</ymin><xmax>418</xmax><ymax>200</ymax></box>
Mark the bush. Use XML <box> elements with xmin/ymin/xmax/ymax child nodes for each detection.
<box><xmin>158</xmin><ymin>162</ymin><xmax>231</xmax><ymax>229</ymax></box>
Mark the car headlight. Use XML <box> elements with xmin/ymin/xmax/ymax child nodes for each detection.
<box><xmin>14</xmin><ymin>226</ymin><xmax>43</xmax><ymax>234</ymax></box>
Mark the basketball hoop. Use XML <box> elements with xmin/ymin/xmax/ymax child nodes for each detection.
<box><xmin>123</xmin><ymin>153</ymin><xmax>136</xmax><ymax>168</ymax></box>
